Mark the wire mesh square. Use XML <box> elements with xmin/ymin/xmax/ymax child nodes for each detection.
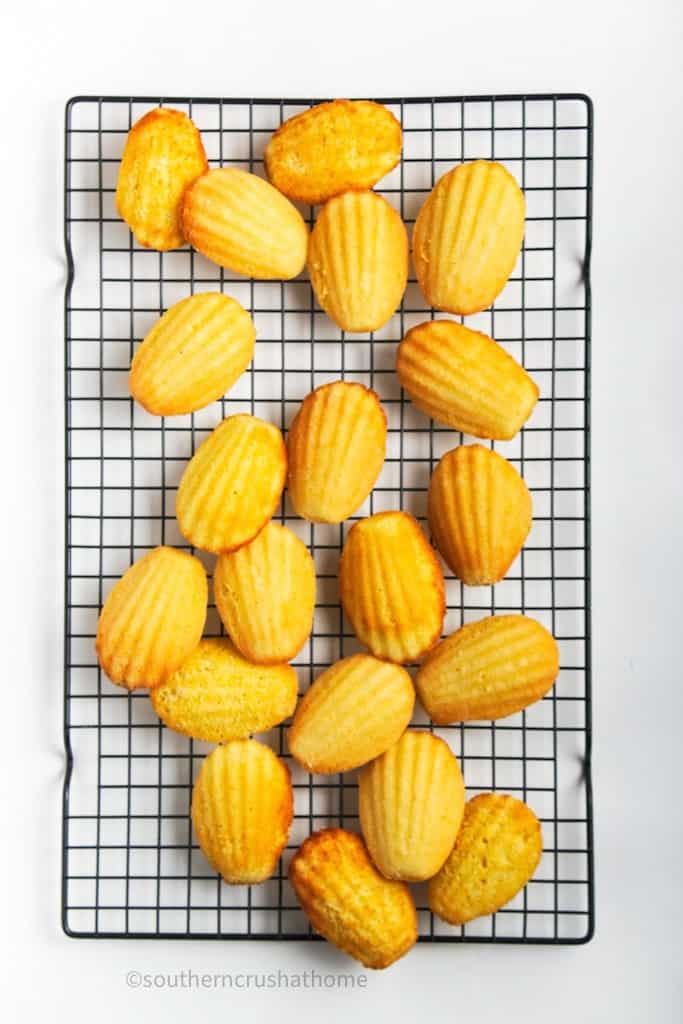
<box><xmin>63</xmin><ymin>93</ymin><xmax>594</xmax><ymax>944</ymax></box>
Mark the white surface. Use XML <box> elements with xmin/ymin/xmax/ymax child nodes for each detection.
<box><xmin>1</xmin><ymin>0</ymin><xmax>682</xmax><ymax>1020</ymax></box>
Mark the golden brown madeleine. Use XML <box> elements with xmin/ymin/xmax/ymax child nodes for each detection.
<box><xmin>429</xmin><ymin>794</ymin><xmax>543</xmax><ymax>925</ymax></box>
<box><xmin>213</xmin><ymin>522</ymin><xmax>315</xmax><ymax>664</ymax></box>
<box><xmin>416</xmin><ymin>615</ymin><xmax>559</xmax><ymax>724</ymax></box>
<box><xmin>129</xmin><ymin>292</ymin><xmax>255</xmax><ymax>416</ymax></box>
<box><xmin>308</xmin><ymin>191</ymin><xmax>408</xmax><ymax>332</ymax></box>
<box><xmin>150</xmin><ymin>637</ymin><xmax>298</xmax><ymax>742</ymax></box>
<box><xmin>115</xmin><ymin>107</ymin><xmax>208</xmax><ymax>251</ymax></box>
<box><xmin>265</xmin><ymin>99</ymin><xmax>401</xmax><ymax>205</ymax></box>
<box><xmin>287</xmin><ymin>381</ymin><xmax>387</xmax><ymax>523</ymax></box>
<box><xmin>428</xmin><ymin>444</ymin><xmax>532</xmax><ymax>585</ymax></box>
<box><xmin>176</xmin><ymin>414</ymin><xmax>287</xmax><ymax>554</ymax></box>
<box><xmin>359</xmin><ymin>731</ymin><xmax>465</xmax><ymax>882</ymax></box>
<box><xmin>413</xmin><ymin>160</ymin><xmax>525</xmax><ymax>314</ymax></box>
<box><xmin>181</xmin><ymin>168</ymin><xmax>308</xmax><ymax>279</ymax></box>
<box><xmin>95</xmin><ymin>546</ymin><xmax>207</xmax><ymax>690</ymax></box>
<box><xmin>192</xmin><ymin>740</ymin><xmax>292</xmax><ymax>885</ymax></box>
<box><xmin>396</xmin><ymin>320</ymin><xmax>538</xmax><ymax>440</ymax></box>
<box><xmin>339</xmin><ymin>511</ymin><xmax>445</xmax><ymax>663</ymax></box>
<box><xmin>289</xmin><ymin>829</ymin><xmax>417</xmax><ymax>968</ymax></box>
<box><xmin>288</xmin><ymin>654</ymin><xmax>414</xmax><ymax>773</ymax></box>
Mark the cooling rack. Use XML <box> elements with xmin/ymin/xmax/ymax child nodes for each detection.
<box><xmin>63</xmin><ymin>93</ymin><xmax>594</xmax><ymax>945</ymax></box>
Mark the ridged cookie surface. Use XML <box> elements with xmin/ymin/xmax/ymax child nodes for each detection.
<box><xmin>176</xmin><ymin>414</ymin><xmax>287</xmax><ymax>553</ymax></box>
<box><xmin>288</xmin><ymin>654</ymin><xmax>414</xmax><ymax>773</ymax></box>
<box><xmin>192</xmin><ymin>740</ymin><xmax>293</xmax><ymax>885</ymax></box>
<box><xmin>150</xmin><ymin>637</ymin><xmax>298</xmax><ymax>742</ymax></box>
<box><xmin>289</xmin><ymin>829</ymin><xmax>417</xmax><ymax>968</ymax></box>
<box><xmin>339</xmin><ymin>511</ymin><xmax>445</xmax><ymax>663</ymax></box>
<box><xmin>214</xmin><ymin>522</ymin><xmax>315</xmax><ymax>664</ymax></box>
<box><xmin>396</xmin><ymin>320</ymin><xmax>538</xmax><ymax>440</ymax></box>
<box><xmin>308</xmin><ymin>190</ymin><xmax>408</xmax><ymax>332</ymax></box>
<box><xmin>429</xmin><ymin>794</ymin><xmax>542</xmax><ymax>925</ymax></box>
<box><xmin>265</xmin><ymin>99</ymin><xmax>401</xmax><ymax>205</ymax></box>
<box><xmin>413</xmin><ymin>160</ymin><xmax>525</xmax><ymax>314</ymax></box>
<box><xmin>116</xmin><ymin>107</ymin><xmax>208</xmax><ymax>251</ymax></box>
<box><xmin>181</xmin><ymin>167</ymin><xmax>308</xmax><ymax>279</ymax></box>
<box><xmin>287</xmin><ymin>381</ymin><xmax>387</xmax><ymax>523</ymax></box>
<box><xmin>416</xmin><ymin>615</ymin><xmax>559</xmax><ymax>724</ymax></box>
<box><xmin>129</xmin><ymin>292</ymin><xmax>255</xmax><ymax>416</ymax></box>
<box><xmin>428</xmin><ymin>444</ymin><xmax>532</xmax><ymax>585</ymax></box>
<box><xmin>359</xmin><ymin>731</ymin><xmax>465</xmax><ymax>881</ymax></box>
<box><xmin>96</xmin><ymin>546</ymin><xmax>207</xmax><ymax>690</ymax></box>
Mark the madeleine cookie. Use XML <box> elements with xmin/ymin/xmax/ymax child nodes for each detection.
<box><xmin>429</xmin><ymin>794</ymin><xmax>543</xmax><ymax>925</ymax></box>
<box><xmin>308</xmin><ymin>191</ymin><xmax>408</xmax><ymax>332</ymax></box>
<box><xmin>192</xmin><ymin>740</ymin><xmax>292</xmax><ymax>885</ymax></box>
<box><xmin>96</xmin><ymin>546</ymin><xmax>207</xmax><ymax>690</ymax></box>
<box><xmin>181</xmin><ymin>168</ymin><xmax>308</xmax><ymax>279</ymax></box>
<box><xmin>176</xmin><ymin>414</ymin><xmax>286</xmax><ymax>553</ymax></box>
<box><xmin>416</xmin><ymin>615</ymin><xmax>559</xmax><ymax>724</ymax></box>
<box><xmin>428</xmin><ymin>444</ymin><xmax>532</xmax><ymax>585</ymax></box>
<box><xmin>413</xmin><ymin>160</ymin><xmax>525</xmax><ymax>314</ymax></box>
<box><xmin>116</xmin><ymin>107</ymin><xmax>208</xmax><ymax>251</ymax></box>
<box><xmin>396</xmin><ymin>320</ymin><xmax>538</xmax><ymax>440</ymax></box>
<box><xmin>265</xmin><ymin>99</ymin><xmax>401</xmax><ymax>205</ymax></box>
<box><xmin>288</xmin><ymin>654</ymin><xmax>414</xmax><ymax>774</ymax></box>
<box><xmin>359</xmin><ymin>731</ymin><xmax>465</xmax><ymax>882</ymax></box>
<box><xmin>289</xmin><ymin>829</ymin><xmax>417</xmax><ymax>969</ymax></box>
<box><xmin>129</xmin><ymin>292</ymin><xmax>255</xmax><ymax>416</ymax></box>
<box><xmin>339</xmin><ymin>511</ymin><xmax>445</xmax><ymax>663</ymax></box>
<box><xmin>214</xmin><ymin>522</ymin><xmax>315</xmax><ymax>664</ymax></box>
<box><xmin>150</xmin><ymin>637</ymin><xmax>297</xmax><ymax>742</ymax></box>
<box><xmin>287</xmin><ymin>381</ymin><xmax>387</xmax><ymax>523</ymax></box>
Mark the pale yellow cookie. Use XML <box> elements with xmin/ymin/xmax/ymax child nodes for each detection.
<box><xmin>286</xmin><ymin>381</ymin><xmax>387</xmax><ymax>523</ymax></box>
<box><xmin>413</xmin><ymin>160</ymin><xmax>525</xmax><ymax>314</ymax></box>
<box><xmin>429</xmin><ymin>794</ymin><xmax>543</xmax><ymax>925</ymax></box>
<box><xmin>213</xmin><ymin>522</ymin><xmax>315</xmax><ymax>664</ymax></box>
<box><xmin>289</xmin><ymin>829</ymin><xmax>417</xmax><ymax>969</ymax></box>
<box><xmin>288</xmin><ymin>654</ymin><xmax>414</xmax><ymax>774</ymax></box>
<box><xmin>359</xmin><ymin>731</ymin><xmax>465</xmax><ymax>882</ymax></box>
<box><xmin>150</xmin><ymin>637</ymin><xmax>298</xmax><ymax>742</ymax></box>
<box><xmin>308</xmin><ymin>190</ymin><xmax>408</xmax><ymax>332</ymax></box>
<box><xmin>192</xmin><ymin>740</ymin><xmax>293</xmax><ymax>885</ymax></box>
<box><xmin>116</xmin><ymin>107</ymin><xmax>207</xmax><ymax>251</ymax></box>
<box><xmin>95</xmin><ymin>546</ymin><xmax>207</xmax><ymax>690</ymax></box>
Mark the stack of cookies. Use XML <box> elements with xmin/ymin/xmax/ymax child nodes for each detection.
<box><xmin>95</xmin><ymin>99</ymin><xmax>560</xmax><ymax>968</ymax></box>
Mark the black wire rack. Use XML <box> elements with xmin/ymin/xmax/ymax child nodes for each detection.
<box><xmin>63</xmin><ymin>93</ymin><xmax>594</xmax><ymax>945</ymax></box>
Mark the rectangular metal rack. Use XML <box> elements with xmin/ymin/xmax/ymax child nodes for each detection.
<box><xmin>63</xmin><ymin>94</ymin><xmax>594</xmax><ymax>944</ymax></box>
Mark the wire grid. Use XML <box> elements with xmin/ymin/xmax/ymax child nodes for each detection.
<box><xmin>63</xmin><ymin>94</ymin><xmax>594</xmax><ymax>945</ymax></box>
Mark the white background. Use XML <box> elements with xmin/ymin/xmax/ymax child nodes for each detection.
<box><xmin>1</xmin><ymin>0</ymin><xmax>681</xmax><ymax>1020</ymax></box>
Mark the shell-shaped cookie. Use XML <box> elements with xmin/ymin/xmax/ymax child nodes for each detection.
<box><xmin>214</xmin><ymin>522</ymin><xmax>316</xmax><ymax>664</ymax></box>
<box><xmin>396</xmin><ymin>320</ymin><xmax>538</xmax><ymax>440</ymax></box>
<box><xmin>308</xmin><ymin>190</ymin><xmax>408</xmax><ymax>332</ymax></box>
<box><xmin>339</xmin><ymin>511</ymin><xmax>445</xmax><ymax>663</ymax></box>
<box><xmin>289</xmin><ymin>829</ymin><xmax>417</xmax><ymax>968</ymax></box>
<box><xmin>176</xmin><ymin>414</ymin><xmax>287</xmax><ymax>554</ymax></box>
<box><xmin>428</xmin><ymin>444</ymin><xmax>532</xmax><ymax>585</ymax></box>
<box><xmin>416</xmin><ymin>615</ymin><xmax>559</xmax><ymax>724</ymax></box>
<box><xmin>192</xmin><ymin>740</ymin><xmax>293</xmax><ymax>885</ymax></box>
<box><xmin>287</xmin><ymin>381</ymin><xmax>387</xmax><ymax>523</ymax></box>
<box><xmin>413</xmin><ymin>160</ymin><xmax>525</xmax><ymax>315</ymax></box>
<box><xmin>129</xmin><ymin>292</ymin><xmax>255</xmax><ymax>416</ymax></box>
<box><xmin>115</xmin><ymin>107</ymin><xmax>208</xmax><ymax>251</ymax></box>
<box><xmin>150</xmin><ymin>637</ymin><xmax>298</xmax><ymax>742</ymax></box>
<box><xmin>359</xmin><ymin>731</ymin><xmax>465</xmax><ymax>882</ymax></box>
<box><xmin>288</xmin><ymin>654</ymin><xmax>414</xmax><ymax>773</ymax></box>
<box><xmin>429</xmin><ymin>793</ymin><xmax>543</xmax><ymax>925</ymax></box>
<box><xmin>95</xmin><ymin>546</ymin><xmax>207</xmax><ymax>690</ymax></box>
<box><xmin>265</xmin><ymin>99</ymin><xmax>402</xmax><ymax>205</ymax></box>
<box><xmin>181</xmin><ymin>167</ymin><xmax>308</xmax><ymax>279</ymax></box>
